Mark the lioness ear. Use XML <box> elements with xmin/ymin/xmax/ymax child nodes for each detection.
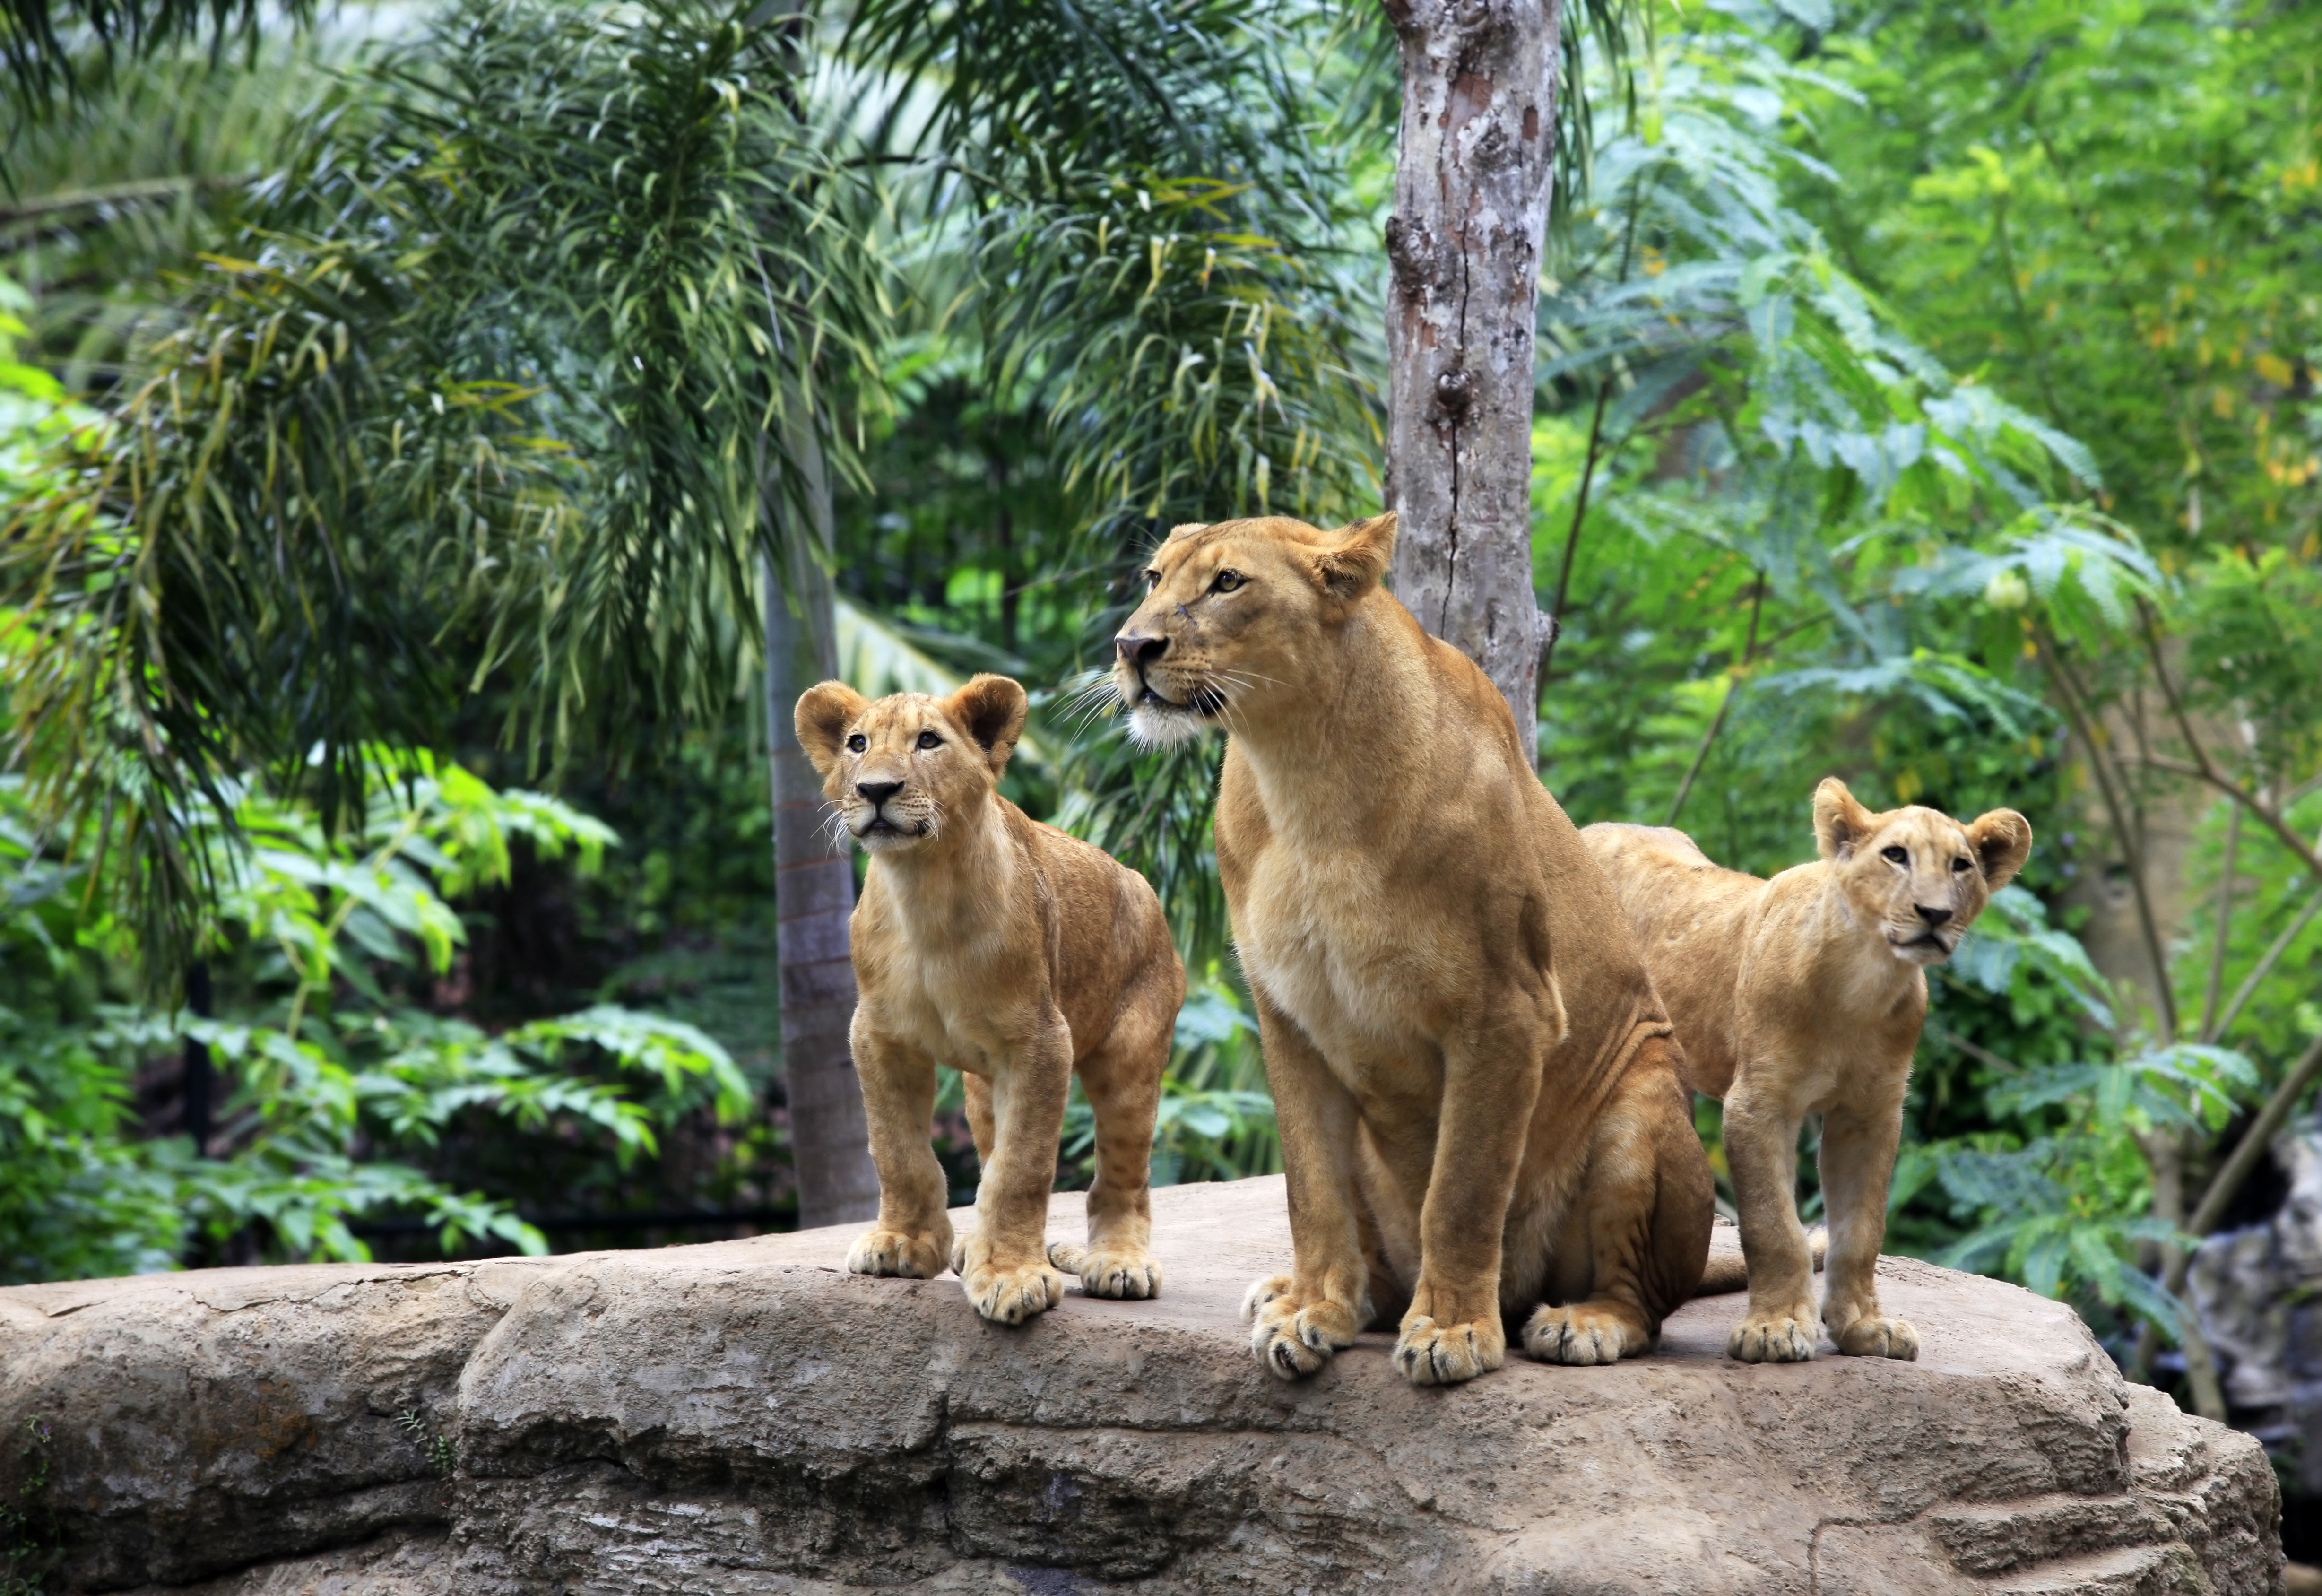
<box><xmin>1311</xmin><ymin>512</ymin><xmax>1398</xmax><ymax>605</ymax></box>
<box><xmin>795</xmin><ymin>681</ymin><xmax>869</xmax><ymax>776</ymax></box>
<box><xmin>1813</xmin><ymin>777</ymin><xmax>1876</xmax><ymax>862</ymax></box>
<box><xmin>1162</xmin><ymin>521</ymin><xmax>1209</xmax><ymax>546</ymax></box>
<box><xmin>944</xmin><ymin>674</ymin><xmax>1028</xmax><ymax>775</ymax></box>
<box><xmin>1967</xmin><ymin>808</ymin><xmax>2033</xmax><ymax>891</ymax></box>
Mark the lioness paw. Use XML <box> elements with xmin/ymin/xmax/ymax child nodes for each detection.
<box><xmin>1728</xmin><ymin>1311</ymin><xmax>1818</xmax><ymax>1363</ymax></box>
<box><xmin>1834</xmin><ymin>1313</ymin><xmax>1919</xmax><ymax>1360</ymax></box>
<box><xmin>1049</xmin><ymin>1241</ymin><xmax>1161</xmax><ymax>1300</ymax></box>
<box><xmin>1243</xmin><ymin>1277</ymin><xmax>1358</xmax><ymax>1382</ymax></box>
<box><xmin>1393</xmin><ymin>1314</ymin><xmax>1505</xmax><ymax>1386</ymax></box>
<box><xmin>847</xmin><ymin>1228</ymin><xmax>946</xmax><ymax>1280</ymax></box>
<box><xmin>962</xmin><ymin>1258</ymin><xmax>1066</xmax><ymax>1325</ymax></box>
<box><xmin>1521</xmin><ymin>1303</ymin><xmax>1640</xmax><ymax>1367</ymax></box>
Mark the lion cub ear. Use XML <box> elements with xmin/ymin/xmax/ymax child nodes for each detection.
<box><xmin>795</xmin><ymin>681</ymin><xmax>870</xmax><ymax>776</ymax></box>
<box><xmin>1967</xmin><ymin>809</ymin><xmax>2033</xmax><ymax>891</ymax></box>
<box><xmin>1812</xmin><ymin>777</ymin><xmax>1876</xmax><ymax>861</ymax></box>
<box><xmin>944</xmin><ymin>674</ymin><xmax>1029</xmax><ymax>776</ymax></box>
<box><xmin>1310</xmin><ymin>512</ymin><xmax>1398</xmax><ymax>606</ymax></box>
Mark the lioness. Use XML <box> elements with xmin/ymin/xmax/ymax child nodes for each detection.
<box><xmin>795</xmin><ymin>675</ymin><xmax>1185</xmax><ymax>1324</ymax></box>
<box><xmin>1113</xmin><ymin>512</ymin><xmax>1713</xmax><ymax>1385</ymax></box>
<box><xmin>1584</xmin><ymin>780</ymin><xmax>2031</xmax><ymax>1363</ymax></box>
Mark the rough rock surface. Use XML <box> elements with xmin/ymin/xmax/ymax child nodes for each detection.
<box><xmin>0</xmin><ymin>1176</ymin><xmax>2285</xmax><ymax>1595</ymax></box>
<box><xmin>2192</xmin><ymin>1121</ymin><xmax>2322</xmax><ymax>1497</ymax></box>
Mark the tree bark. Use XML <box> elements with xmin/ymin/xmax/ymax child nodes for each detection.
<box><xmin>764</xmin><ymin>419</ymin><xmax>881</xmax><ymax>1231</ymax></box>
<box><xmin>1382</xmin><ymin>0</ymin><xmax>1561</xmax><ymax>761</ymax></box>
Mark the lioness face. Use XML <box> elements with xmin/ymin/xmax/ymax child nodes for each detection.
<box><xmin>793</xmin><ymin>676</ymin><xmax>1029</xmax><ymax>854</ymax></box>
<box><xmin>1813</xmin><ymin>778</ymin><xmax>2033</xmax><ymax>965</ymax></box>
<box><xmin>1111</xmin><ymin>513</ymin><xmax>1397</xmax><ymax>746</ymax></box>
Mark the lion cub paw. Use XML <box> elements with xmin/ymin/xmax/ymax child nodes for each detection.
<box><xmin>1049</xmin><ymin>1241</ymin><xmax>1162</xmax><ymax>1300</ymax></box>
<box><xmin>1242</xmin><ymin>1275</ymin><xmax>1358</xmax><ymax>1382</ymax></box>
<box><xmin>1728</xmin><ymin>1310</ymin><xmax>1819</xmax><ymax>1363</ymax></box>
<box><xmin>1833</xmin><ymin>1313</ymin><xmax>1920</xmax><ymax>1360</ymax></box>
<box><xmin>1522</xmin><ymin>1303</ymin><xmax>1642</xmax><ymax>1366</ymax></box>
<box><xmin>961</xmin><ymin>1257</ymin><xmax>1066</xmax><ymax>1325</ymax></box>
<box><xmin>1393</xmin><ymin>1314</ymin><xmax>1506</xmax><ymax>1386</ymax></box>
<box><xmin>847</xmin><ymin>1228</ymin><xmax>947</xmax><ymax>1280</ymax></box>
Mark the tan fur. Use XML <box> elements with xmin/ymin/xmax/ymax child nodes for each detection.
<box><xmin>1112</xmin><ymin>513</ymin><xmax>1713</xmax><ymax>1386</ymax></box>
<box><xmin>795</xmin><ymin>675</ymin><xmax>1185</xmax><ymax>1324</ymax></box>
<box><xmin>1583</xmin><ymin>780</ymin><xmax>2031</xmax><ymax>1362</ymax></box>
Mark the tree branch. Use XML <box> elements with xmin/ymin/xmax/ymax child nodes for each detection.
<box><xmin>2034</xmin><ymin>625</ymin><xmax>2178</xmax><ymax>1041</ymax></box>
<box><xmin>2197</xmin><ymin>804</ymin><xmax>2239</xmax><ymax>1043</ymax></box>
<box><xmin>1666</xmin><ymin>571</ymin><xmax>1764</xmax><ymax>828</ymax></box>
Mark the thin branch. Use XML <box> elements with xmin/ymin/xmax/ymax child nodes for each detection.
<box><xmin>1932</xmin><ymin>1026</ymin><xmax>2021</xmax><ymax>1076</ymax></box>
<box><xmin>2134</xmin><ymin>598</ymin><xmax>2322</xmax><ymax>879</ymax></box>
<box><xmin>1541</xmin><ymin>173</ymin><xmax>1647</xmax><ymax>686</ymax></box>
<box><xmin>2197</xmin><ymin>804</ymin><xmax>2239</xmax><ymax>1043</ymax></box>
<box><xmin>2034</xmin><ymin>625</ymin><xmax>2178</xmax><ymax>1041</ymax></box>
<box><xmin>2211</xmin><ymin>884</ymin><xmax>2322</xmax><ymax>1045</ymax></box>
<box><xmin>1666</xmin><ymin>572</ymin><xmax>1764</xmax><ymax>828</ymax></box>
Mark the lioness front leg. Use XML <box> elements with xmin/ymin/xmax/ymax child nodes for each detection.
<box><xmin>957</xmin><ymin>1026</ymin><xmax>1071</xmax><ymax>1325</ymax></box>
<box><xmin>1397</xmin><ymin>1009</ymin><xmax>1546</xmax><ymax>1385</ymax></box>
<box><xmin>846</xmin><ymin>1023</ymin><xmax>953</xmax><ymax>1281</ymax></box>
<box><xmin>1244</xmin><ymin>996</ymin><xmax>1368</xmax><ymax>1380</ymax></box>
<box><xmin>1050</xmin><ymin>1021</ymin><xmax>1166</xmax><ymax>1300</ymax></box>
<box><xmin>1723</xmin><ymin>1081</ymin><xmax>1819</xmax><ymax>1362</ymax></box>
<box><xmin>1818</xmin><ymin>1100</ymin><xmax>1917</xmax><ymax>1360</ymax></box>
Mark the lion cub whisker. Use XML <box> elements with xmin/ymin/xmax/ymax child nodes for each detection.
<box><xmin>1586</xmin><ymin>780</ymin><xmax>2031</xmax><ymax>1364</ymax></box>
<box><xmin>794</xmin><ymin>674</ymin><xmax>1185</xmax><ymax>1326</ymax></box>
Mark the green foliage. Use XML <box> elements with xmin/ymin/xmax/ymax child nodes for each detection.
<box><xmin>0</xmin><ymin>751</ymin><xmax>742</xmax><ymax>1281</ymax></box>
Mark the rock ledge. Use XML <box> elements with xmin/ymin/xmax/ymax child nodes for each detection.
<box><xmin>0</xmin><ymin>1176</ymin><xmax>2284</xmax><ymax>1595</ymax></box>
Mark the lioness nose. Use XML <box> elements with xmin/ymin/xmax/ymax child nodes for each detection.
<box><xmin>1915</xmin><ymin>904</ymin><xmax>1953</xmax><ymax>927</ymax></box>
<box><xmin>857</xmin><ymin>780</ymin><xmax>902</xmax><ymax>806</ymax></box>
<box><xmin>1117</xmin><ymin>633</ymin><xmax>1169</xmax><ymax>667</ymax></box>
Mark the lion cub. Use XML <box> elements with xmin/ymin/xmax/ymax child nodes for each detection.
<box><xmin>1584</xmin><ymin>780</ymin><xmax>2030</xmax><ymax>1364</ymax></box>
<box><xmin>795</xmin><ymin>675</ymin><xmax>1184</xmax><ymax>1325</ymax></box>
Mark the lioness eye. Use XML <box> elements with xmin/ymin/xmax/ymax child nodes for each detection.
<box><xmin>1143</xmin><ymin>569</ymin><xmax>1161</xmax><ymax>590</ymax></box>
<box><xmin>917</xmin><ymin>729</ymin><xmax>942</xmax><ymax>750</ymax></box>
<box><xmin>1212</xmin><ymin>569</ymin><xmax>1247</xmax><ymax>594</ymax></box>
<box><xmin>1952</xmin><ymin>856</ymin><xmax>1972</xmax><ymax>873</ymax></box>
<box><xmin>846</xmin><ymin>733</ymin><xmax>866</xmax><ymax>753</ymax></box>
<box><xmin>1881</xmin><ymin>845</ymin><xmax>1908</xmax><ymax>865</ymax></box>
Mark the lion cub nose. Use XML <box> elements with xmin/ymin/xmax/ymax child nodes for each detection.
<box><xmin>1915</xmin><ymin>904</ymin><xmax>1953</xmax><ymax>927</ymax></box>
<box><xmin>857</xmin><ymin>780</ymin><xmax>903</xmax><ymax>806</ymax></box>
<box><xmin>1118</xmin><ymin>633</ymin><xmax>1169</xmax><ymax>667</ymax></box>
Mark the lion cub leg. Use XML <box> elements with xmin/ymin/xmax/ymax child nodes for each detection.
<box><xmin>846</xmin><ymin>1024</ymin><xmax>954</xmax><ymax>1282</ymax></box>
<box><xmin>1817</xmin><ymin>1100</ymin><xmax>1918</xmax><ymax>1360</ymax></box>
<box><xmin>1722</xmin><ymin>1079</ymin><xmax>1820</xmax><ymax>1363</ymax></box>
<box><xmin>1049</xmin><ymin>1028</ymin><xmax>1165</xmax><ymax>1301</ymax></box>
<box><xmin>1243</xmin><ymin>999</ymin><xmax>1369</xmax><ymax>1381</ymax></box>
<box><xmin>956</xmin><ymin>1025</ymin><xmax>1073</xmax><ymax>1325</ymax></box>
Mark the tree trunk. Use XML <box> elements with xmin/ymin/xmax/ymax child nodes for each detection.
<box><xmin>1382</xmin><ymin>0</ymin><xmax>1562</xmax><ymax>761</ymax></box>
<box><xmin>764</xmin><ymin>420</ymin><xmax>881</xmax><ymax>1231</ymax></box>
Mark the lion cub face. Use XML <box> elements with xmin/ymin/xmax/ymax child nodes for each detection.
<box><xmin>794</xmin><ymin>676</ymin><xmax>1029</xmax><ymax>854</ymax></box>
<box><xmin>1813</xmin><ymin>778</ymin><xmax>2032</xmax><ymax>965</ymax></box>
<box><xmin>1112</xmin><ymin>512</ymin><xmax>1398</xmax><ymax>746</ymax></box>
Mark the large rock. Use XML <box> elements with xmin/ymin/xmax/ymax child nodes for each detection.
<box><xmin>2192</xmin><ymin>1121</ymin><xmax>2322</xmax><ymax>1498</ymax></box>
<box><xmin>0</xmin><ymin>1176</ymin><xmax>2283</xmax><ymax>1595</ymax></box>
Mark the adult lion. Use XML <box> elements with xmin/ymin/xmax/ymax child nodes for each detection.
<box><xmin>1585</xmin><ymin>781</ymin><xmax>2031</xmax><ymax>1362</ymax></box>
<box><xmin>1112</xmin><ymin>512</ymin><xmax>1712</xmax><ymax>1385</ymax></box>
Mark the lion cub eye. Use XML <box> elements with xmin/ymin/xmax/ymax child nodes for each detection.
<box><xmin>846</xmin><ymin>733</ymin><xmax>867</xmax><ymax>753</ymax></box>
<box><xmin>1211</xmin><ymin>568</ymin><xmax>1247</xmax><ymax>594</ymax></box>
<box><xmin>1880</xmin><ymin>845</ymin><xmax>1909</xmax><ymax>865</ymax></box>
<box><xmin>1951</xmin><ymin>856</ymin><xmax>1973</xmax><ymax>873</ymax></box>
<box><xmin>916</xmin><ymin>729</ymin><xmax>943</xmax><ymax>751</ymax></box>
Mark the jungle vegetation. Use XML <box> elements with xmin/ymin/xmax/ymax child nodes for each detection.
<box><xmin>0</xmin><ymin>0</ymin><xmax>2316</xmax><ymax>1456</ymax></box>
